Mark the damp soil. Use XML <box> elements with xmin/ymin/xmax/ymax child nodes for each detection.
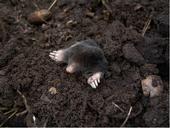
<box><xmin>0</xmin><ymin>0</ymin><xmax>169</xmax><ymax>127</ymax></box>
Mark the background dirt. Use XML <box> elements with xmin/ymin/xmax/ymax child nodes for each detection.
<box><xmin>0</xmin><ymin>0</ymin><xmax>169</xmax><ymax>127</ymax></box>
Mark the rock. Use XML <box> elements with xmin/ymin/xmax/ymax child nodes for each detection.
<box><xmin>48</xmin><ymin>87</ymin><xmax>58</xmax><ymax>95</ymax></box>
<box><xmin>122</xmin><ymin>43</ymin><xmax>145</xmax><ymax>65</ymax></box>
<box><xmin>141</xmin><ymin>75</ymin><xmax>163</xmax><ymax>98</ymax></box>
<box><xmin>85</xmin><ymin>10</ymin><xmax>95</xmax><ymax>18</ymax></box>
<box><xmin>66</xmin><ymin>20</ymin><xmax>77</xmax><ymax>27</ymax></box>
<box><xmin>41</xmin><ymin>24</ymin><xmax>49</xmax><ymax>31</ymax></box>
<box><xmin>27</xmin><ymin>9</ymin><xmax>52</xmax><ymax>25</ymax></box>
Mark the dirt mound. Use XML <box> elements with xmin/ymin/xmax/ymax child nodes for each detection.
<box><xmin>0</xmin><ymin>0</ymin><xmax>169</xmax><ymax>127</ymax></box>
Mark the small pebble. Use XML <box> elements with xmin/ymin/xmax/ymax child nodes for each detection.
<box><xmin>66</xmin><ymin>20</ymin><xmax>77</xmax><ymax>27</ymax></box>
<box><xmin>48</xmin><ymin>87</ymin><xmax>58</xmax><ymax>95</ymax></box>
<box><xmin>85</xmin><ymin>10</ymin><xmax>95</xmax><ymax>18</ymax></box>
<box><xmin>141</xmin><ymin>75</ymin><xmax>163</xmax><ymax>98</ymax></box>
<box><xmin>28</xmin><ymin>9</ymin><xmax>52</xmax><ymax>25</ymax></box>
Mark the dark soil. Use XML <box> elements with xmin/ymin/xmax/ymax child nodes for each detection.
<box><xmin>0</xmin><ymin>0</ymin><xmax>169</xmax><ymax>127</ymax></box>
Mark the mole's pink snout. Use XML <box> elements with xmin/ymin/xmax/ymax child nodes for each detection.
<box><xmin>66</xmin><ymin>63</ymin><xmax>78</xmax><ymax>73</ymax></box>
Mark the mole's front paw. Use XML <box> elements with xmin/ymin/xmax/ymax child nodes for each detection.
<box><xmin>49</xmin><ymin>50</ymin><xmax>66</xmax><ymax>62</ymax></box>
<box><xmin>87</xmin><ymin>72</ymin><xmax>103</xmax><ymax>89</ymax></box>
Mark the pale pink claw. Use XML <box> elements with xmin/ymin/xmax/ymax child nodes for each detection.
<box><xmin>49</xmin><ymin>50</ymin><xmax>65</xmax><ymax>62</ymax></box>
<box><xmin>87</xmin><ymin>72</ymin><xmax>103</xmax><ymax>89</ymax></box>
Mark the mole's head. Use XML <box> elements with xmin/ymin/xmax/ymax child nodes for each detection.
<box><xmin>66</xmin><ymin>45</ymin><xmax>108</xmax><ymax>74</ymax></box>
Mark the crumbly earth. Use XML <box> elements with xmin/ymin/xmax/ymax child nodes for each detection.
<box><xmin>0</xmin><ymin>0</ymin><xmax>169</xmax><ymax>127</ymax></box>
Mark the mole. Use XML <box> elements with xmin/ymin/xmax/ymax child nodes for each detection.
<box><xmin>49</xmin><ymin>39</ymin><xmax>108</xmax><ymax>88</ymax></box>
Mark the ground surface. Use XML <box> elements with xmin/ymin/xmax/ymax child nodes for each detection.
<box><xmin>0</xmin><ymin>0</ymin><xmax>169</xmax><ymax>127</ymax></box>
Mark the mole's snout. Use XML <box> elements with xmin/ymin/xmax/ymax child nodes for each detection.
<box><xmin>66</xmin><ymin>63</ymin><xmax>78</xmax><ymax>73</ymax></box>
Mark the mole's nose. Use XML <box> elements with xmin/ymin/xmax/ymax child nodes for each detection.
<box><xmin>66</xmin><ymin>65</ymin><xmax>75</xmax><ymax>73</ymax></box>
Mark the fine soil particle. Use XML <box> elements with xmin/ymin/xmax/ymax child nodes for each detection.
<box><xmin>0</xmin><ymin>0</ymin><xmax>169</xmax><ymax>127</ymax></box>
